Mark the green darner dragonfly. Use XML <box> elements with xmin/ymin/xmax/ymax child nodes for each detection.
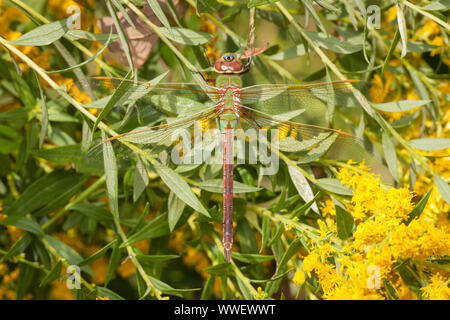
<box><xmin>84</xmin><ymin>49</ymin><xmax>377</xmax><ymax>263</ymax></box>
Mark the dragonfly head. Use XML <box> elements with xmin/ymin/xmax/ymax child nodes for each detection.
<box><xmin>214</xmin><ymin>53</ymin><xmax>244</xmax><ymax>74</ymax></box>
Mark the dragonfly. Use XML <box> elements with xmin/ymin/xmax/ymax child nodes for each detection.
<box><xmin>84</xmin><ymin>49</ymin><xmax>377</xmax><ymax>263</ymax></box>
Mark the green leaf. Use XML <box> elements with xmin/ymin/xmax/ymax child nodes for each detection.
<box><xmin>381</xmin><ymin>28</ymin><xmax>400</xmax><ymax>75</ymax></box>
<box><xmin>197</xmin><ymin>0</ymin><xmax>221</xmax><ymax>13</ymax></box>
<box><xmin>10</xmin><ymin>14</ymin><xmax>79</xmax><ymax>46</ymax></box>
<box><xmin>147</xmin><ymin>275</ymin><xmax>200</xmax><ymax>296</ymax></box>
<box><xmin>93</xmin><ymin>71</ymin><xmax>132</xmax><ymax>133</ymax></box>
<box><xmin>373</xmin><ymin>100</ymin><xmax>430</xmax><ymax>112</ymax></box>
<box><xmin>158</xmin><ymin>27</ymin><xmax>214</xmax><ymax>45</ymax></box>
<box><xmin>47</xmin><ymin>29</ymin><xmax>114</xmax><ymax>74</ymax></box>
<box><xmin>406</xmin><ymin>188</ymin><xmax>433</xmax><ymax>225</ymax></box>
<box><xmin>155</xmin><ymin>164</ymin><xmax>209</xmax><ymax>217</ymax></box>
<box><xmin>236</xmin><ymin>276</ymin><xmax>252</xmax><ymax>300</ymax></box>
<box><xmin>120</xmin><ymin>214</ymin><xmax>170</xmax><ymax>246</ymax></box>
<box><xmin>79</xmin><ymin>240</ymin><xmax>117</xmax><ymax>266</ymax></box>
<box><xmin>278</xmin><ymin>132</ymin><xmax>332</xmax><ymax>152</ymax></box>
<box><xmin>288</xmin><ymin>165</ymin><xmax>318</xmax><ymax>212</ymax></box>
<box><xmin>17</xmin><ymin>262</ymin><xmax>36</xmax><ymax>300</ymax></box>
<box><xmin>128</xmin><ymin>203</ymin><xmax>150</xmax><ymax>235</ymax></box>
<box><xmin>102</xmin><ymin>131</ymin><xmax>119</xmax><ymax>218</ymax></box>
<box><xmin>40</xmin><ymin>261</ymin><xmax>62</xmax><ymax>287</ymax></box>
<box><xmin>136</xmin><ymin>254</ymin><xmax>179</xmax><ymax>264</ymax></box>
<box><xmin>200</xmin><ymin>276</ymin><xmax>215</xmax><ymax>300</ymax></box>
<box><xmin>384</xmin><ymin>279</ymin><xmax>400</xmax><ymax>300</ymax></box>
<box><xmin>147</xmin><ymin>0</ymin><xmax>170</xmax><ymax>28</ymax></box>
<box><xmin>402</xmin><ymin>41</ymin><xmax>439</xmax><ymax>53</ymax></box>
<box><xmin>260</xmin><ymin>216</ymin><xmax>270</xmax><ymax>252</ymax></box>
<box><xmin>33</xmin><ymin>71</ymin><xmax>47</xmax><ymax>149</ymax></box>
<box><xmin>396</xmin><ymin>260</ymin><xmax>423</xmax><ymax>298</ymax></box>
<box><xmin>106</xmin><ymin>0</ymin><xmax>134</xmax><ymax>69</ymax></box>
<box><xmin>0</xmin><ymin>124</ymin><xmax>22</xmax><ymax>154</ymax></box>
<box><xmin>248</xmin><ymin>0</ymin><xmax>279</xmax><ymax>8</ymax></box>
<box><xmin>71</xmin><ymin>204</ymin><xmax>114</xmax><ymax>224</ymax></box>
<box><xmin>396</xmin><ymin>4</ymin><xmax>407</xmax><ymax>57</ymax></box>
<box><xmin>305</xmin><ymin>31</ymin><xmax>362</xmax><ymax>54</ymax></box>
<box><xmin>290</xmin><ymin>191</ymin><xmax>322</xmax><ymax>218</ymax></box>
<box><xmin>269</xmin><ymin>44</ymin><xmax>306</xmax><ymax>61</ymax></box>
<box><xmin>316</xmin><ymin>178</ymin><xmax>354</xmax><ymax>196</ymax></box>
<box><xmin>105</xmin><ymin>240</ymin><xmax>122</xmax><ymax>286</ymax></box>
<box><xmin>147</xmin><ymin>95</ymin><xmax>208</xmax><ymax>117</ymax></box>
<box><xmin>133</xmin><ymin>157</ymin><xmax>149</xmax><ymax>202</ymax></box>
<box><xmin>65</xmin><ymin>30</ymin><xmax>120</xmax><ymax>42</ymax></box>
<box><xmin>0</xmin><ymin>234</ymin><xmax>32</xmax><ymax>263</ymax></box>
<box><xmin>44</xmin><ymin>235</ymin><xmax>92</xmax><ymax>276</ymax></box>
<box><xmin>204</xmin><ymin>263</ymin><xmax>231</xmax><ymax>275</ymax></box>
<box><xmin>382</xmin><ymin>132</ymin><xmax>399</xmax><ymax>182</ymax></box>
<box><xmin>303</xmin><ymin>0</ymin><xmax>326</xmax><ymax>33</ymax></box>
<box><xmin>408</xmin><ymin>138</ymin><xmax>450</xmax><ymax>151</ymax></box>
<box><xmin>232</xmin><ymin>252</ymin><xmax>274</xmax><ymax>264</ymax></box>
<box><xmin>96</xmin><ymin>286</ymin><xmax>125</xmax><ymax>300</ymax></box>
<box><xmin>168</xmin><ymin>191</ymin><xmax>186</xmax><ymax>231</ymax></box>
<box><xmin>12</xmin><ymin>216</ymin><xmax>45</xmax><ymax>237</ymax></box>
<box><xmin>267</xmin><ymin>223</ymin><xmax>284</xmax><ymax>247</ymax></box>
<box><xmin>434</xmin><ymin>175</ymin><xmax>450</xmax><ymax>204</ymax></box>
<box><xmin>335</xmin><ymin>205</ymin><xmax>354</xmax><ymax>240</ymax></box>
<box><xmin>3</xmin><ymin>171</ymin><xmax>85</xmax><ymax>225</ymax></box>
<box><xmin>276</xmin><ymin>238</ymin><xmax>302</xmax><ymax>273</ymax></box>
<box><xmin>421</xmin><ymin>0</ymin><xmax>450</xmax><ymax>11</ymax></box>
<box><xmin>198</xmin><ymin>179</ymin><xmax>262</xmax><ymax>194</ymax></box>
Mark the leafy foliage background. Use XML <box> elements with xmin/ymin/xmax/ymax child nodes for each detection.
<box><xmin>0</xmin><ymin>0</ymin><xmax>449</xmax><ymax>300</ymax></box>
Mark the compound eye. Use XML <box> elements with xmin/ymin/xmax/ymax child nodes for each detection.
<box><xmin>223</xmin><ymin>54</ymin><xmax>234</xmax><ymax>62</ymax></box>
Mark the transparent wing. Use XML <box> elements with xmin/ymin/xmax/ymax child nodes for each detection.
<box><xmin>239</xmin><ymin>80</ymin><xmax>369</xmax><ymax>127</ymax></box>
<box><xmin>77</xmin><ymin>77</ymin><xmax>220</xmax><ymax>118</ymax></box>
<box><xmin>236</xmin><ymin>103</ymin><xmax>375</xmax><ymax>166</ymax></box>
<box><xmin>83</xmin><ymin>105</ymin><xmax>221</xmax><ymax>170</ymax></box>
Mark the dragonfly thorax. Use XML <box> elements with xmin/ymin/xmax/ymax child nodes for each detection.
<box><xmin>215</xmin><ymin>74</ymin><xmax>242</xmax><ymax>88</ymax></box>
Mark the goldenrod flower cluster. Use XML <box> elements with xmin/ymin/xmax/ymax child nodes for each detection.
<box><xmin>294</xmin><ymin>162</ymin><xmax>450</xmax><ymax>300</ymax></box>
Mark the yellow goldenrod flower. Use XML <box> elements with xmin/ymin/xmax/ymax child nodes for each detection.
<box><xmin>292</xmin><ymin>268</ymin><xmax>306</xmax><ymax>286</ymax></box>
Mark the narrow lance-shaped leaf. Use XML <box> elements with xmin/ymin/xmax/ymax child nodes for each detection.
<box><xmin>47</xmin><ymin>29</ymin><xmax>114</xmax><ymax>74</ymax></box>
<box><xmin>197</xmin><ymin>0</ymin><xmax>221</xmax><ymax>13</ymax></box>
<box><xmin>408</xmin><ymin>138</ymin><xmax>450</xmax><ymax>151</ymax></box>
<box><xmin>79</xmin><ymin>240</ymin><xmax>117</xmax><ymax>266</ymax></box>
<box><xmin>102</xmin><ymin>131</ymin><xmax>119</xmax><ymax>218</ymax></box>
<box><xmin>316</xmin><ymin>178</ymin><xmax>354</xmax><ymax>196</ymax></box>
<box><xmin>10</xmin><ymin>13</ymin><xmax>79</xmax><ymax>46</ymax></box>
<box><xmin>106</xmin><ymin>0</ymin><xmax>134</xmax><ymax>70</ymax></box>
<box><xmin>155</xmin><ymin>164</ymin><xmax>209</xmax><ymax>217</ymax></box>
<box><xmin>168</xmin><ymin>191</ymin><xmax>186</xmax><ymax>231</ymax></box>
<box><xmin>40</xmin><ymin>261</ymin><xmax>63</xmax><ymax>287</ymax></box>
<box><xmin>335</xmin><ymin>205</ymin><xmax>354</xmax><ymax>240</ymax></box>
<box><xmin>93</xmin><ymin>70</ymin><xmax>132</xmax><ymax>133</ymax></box>
<box><xmin>288</xmin><ymin>165</ymin><xmax>318</xmax><ymax>213</ymax></box>
<box><xmin>406</xmin><ymin>188</ymin><xmax>433</xmax><ymax>225</ymax></box>
<box><xmin>396</xmin><ymin>3</ymin><xmax>408</xmax><ymax>57</ymax></box>
<box><xmin>158</xmin><ymin>27</ymin><xmax>214</xmax><ymax>45</ymax></box>
<box><xmin>133</xmin><ymin>156</ymin><xmax>149</xmax><ymax>202</ymax></box>
<box><xmin>105</xmin><ymin>240</ymin><xmax>122</xmax><ymax>286</ymax></box>
<box><xmin>248</xmin><ymin>0</ymin><xmax>280</xmax><ymax>8</ymax></box>
<box><xmin>382</xmin><ymin>132</ymin><xmax>399</xmax><ymax>182</ymax></box>
<box><xmin>434</xmin><ymin>175</ymin><xmax>450</xmax><ymax>204</ymax></box>
<box><xmin>147</xmin><ymin>0</ymin><xmax>171</xmax><ymax>28</ymax></box>
<box><xmin>372</xmin><ymin>100</ymin><xmax>430</xmax><ymax>113</ymax></box>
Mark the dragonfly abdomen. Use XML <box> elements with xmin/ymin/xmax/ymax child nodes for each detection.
<box><xmin>222</xmin><ymin>127</ymin><xmax>234</xmax><ymax>263</ymax></box>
